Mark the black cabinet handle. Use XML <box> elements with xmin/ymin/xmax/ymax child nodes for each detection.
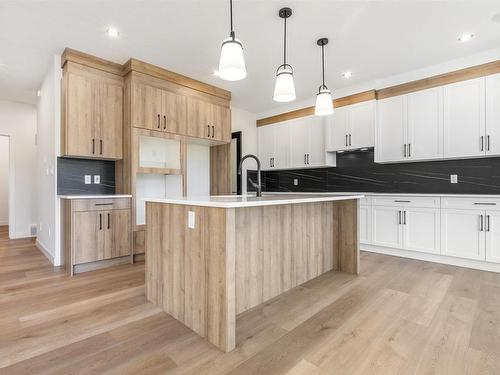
<box><xmin>481</xmin><ymin>136</ymin><xmax>484</xmax><ymax>151</ymax></box>
<box><xmin>403</xmin><ymin>210</ymin><xmax>406</xmax><ymax>225</ymax></box>
<box><xmin>349</xmin><ymin>134</ymin><xmax>352</xmax><ymax>146</ymax></box>
<box><xmin>100</xmin><ymin>140</ymin><xmax>103</xmax><ymax>155</ymax></box>
<box><xmin>480</xmin><ymin>215</ymin><xmax>484</xmax><ymax>232</ymax></box>
<box><xmin>92</xmin><ymin>139</ymin><xmax>95</xmax><ymax>154</ymax></box>
<box><xmin>345</xmin><ymin>134</ymin><xmax>348</xmax><ymax>147</ymax></box>
<box><xmin>398</xmin><ymin>210</ymin><xmax>402</xmax><ymax>225</ymax></box>
<box><xmin>487</xmin><ymin>135</ymin><xmax>491</xmax><ymax>151</ymax></box>
<box><xmin>474</xmin><ymin>202</ymin><xmax>497</xmax><ymax>206</ymax></box>
<box><xmin>207</xmin><ymin>125</ymin><xmax>210</xmax><ymax>137</ymax></box>
<box><xmin>403</xmin><ymin>144</ymin><xmax>407</xmax><ymax>157</ymax></box>
<box><xmin>163</xmin><ymin>115</ymin><xmax>166</xmax><ymax>130</ymax></box>
<box><xmin>157</xmin><ymin>114</ymin><xmax>161</xmax><ymax>129</ymax></box>
<box><xmin>394</xmin><ymin>200</ymin><xmax>411</xmax><ymax>203</ymax></box>
<box><xmin>307</xmin><ymin>154</ymin><xmax>310</xmax><ymax>165</ymax></box>
<box><xmin>212</xmin><ymin>125</ymin><xmax>215</xmax><ymax>138</ymax></box>
<box><xmin>486</xmin><ymin>215</ymin><xmax>490</xmax><ymax>232</ymax></box>
<box><xmin>107</xmin><ymin>213</ymin><xmax>110</xmax><ymax>229</ymax></box>
<box><xmin>408</xmin><ymin>143</ymin><xmax>411</xmax><ymax>157</ymax></box>
<box><xmin>99</xmin><ymin>213</ymin><xmax>102</xmax><ymax>230</ymax></box>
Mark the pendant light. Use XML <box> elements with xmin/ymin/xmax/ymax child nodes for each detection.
<box><xmin>273</xmin><ymin>7</ymin><xmax>296</xmax><ymax>102</ymax></box>
<box><xmin>314</xmin><ymin>38</ymin><xmax>334</xmax><ymax>116</ymax></box>
<box><xmin>218</xmin><ymin>0</ymin><xmax>247</xmax><ymax>81</ymax></box>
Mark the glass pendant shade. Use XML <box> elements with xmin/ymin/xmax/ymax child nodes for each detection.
<box><xmin>218</xmin><ymin>37</ymin><xmax>247</xmax><ymax>81</ymax></box>
<box><xmin>273</xmin><ymin>64</ymin><xmax>296</xmax><ymax>102</ymax></box>
<box><xmin>315</xmin><ymin>86</ymin><xmax>334</xmax><ymax>116</ymax></box>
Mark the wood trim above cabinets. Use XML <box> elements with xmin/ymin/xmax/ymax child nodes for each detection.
<box><xmin>376</xmin><ymin>60</ymin><xmax>500</xmax><ymax>100</ymax></box>
<box><xmin>61</xmin><ymin>48</ymin><xmax>124</xmax><ymax>76</ymax></box>
<box><xmin>123</xmin><ymin>58</ymin><xmax>231</xmax><ymax>101</ymax></box>
<box><xmin>256</xmin><ymin>90</ymin><xmax>376</xmax><ymax>126</ymax></box>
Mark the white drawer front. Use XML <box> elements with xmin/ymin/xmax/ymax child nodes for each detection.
<box><xmin>371</xmin><ymin>196</ymin><xmax>440</xmax><ymax>208</ymax></box>
<box><xmin>441</xmin><ymin>197</ymin><xmax>500</xmax><ymax>211</ymax></box>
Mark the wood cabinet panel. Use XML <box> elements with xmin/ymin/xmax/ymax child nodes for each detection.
<box><xmin>131</xmin><ymin>82</ymin><xmax>163</xmax><ymax>130</ymax></box>
<box><xmin>106</xmin><ymin>209</ymin><xmax>132</xmax><ymax>258</ymax></box>
<box><xmin>73</xmin><ymin>211</ymin><xmax>102</xmax><ymax>264</ymax></box>
<box><xmin>187</xmin><ymin>96</ymin><xmax>211</xmax><ymax>139</ymax></box>
<box><xmin>62</xmin><ymin>62</ymin><xmax>124</xmax><ymax>160</ymax></box>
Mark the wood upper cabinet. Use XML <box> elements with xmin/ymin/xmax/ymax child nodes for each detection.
<box><xmin>187</xmin><ymin>96</ymin><xmax>231</xmax><ymax>142</ymax></box>
<box><xmin>62</xmin><ymin>62</ymin><xmax>123</xmax><ymax>160</ymax></box>
<box><xmin>131</xmin><ymin>81</ymin><xmax>187</xmax><ymax>135</ymax></box>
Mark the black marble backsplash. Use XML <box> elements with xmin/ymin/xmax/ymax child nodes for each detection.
<box><xmin>57</xmin><ymin>157</ymin><xmax>115</xmax><ymax>195</ymax></box>
<box><xmin>248</xmin><ymin>149</ymin><xmax>500</xmax><ymax>195</ymax></box>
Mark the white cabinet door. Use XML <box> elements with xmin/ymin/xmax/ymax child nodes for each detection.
<box><xmin>258</xmin><ymin>125</ymin><xmax>275</xmax><ymax>170</ymax></box>
<box><xmin>376</xmin><ymin>96</ymin><xmax>406</xmax><ymax>162</ymax></box>
<box><xmin>327</xmin><ymin>107</ymin><xmax>349</xmax><ymax>151</ymax></box>
<box><xmin>443</xmin><ymin>77</ymin><xmax>485</xmax><ymax>158</ymax></box>
<box><xmin>359</xmin><ymin>205</ymin><xmax>371</xmax><ymax>244</ymax></box>
<box><xmin>307</xmin><ymin>116</ymin><xmax>325</xmax><ymax>166</ymax></box>
<box><xmin>441</xmin><ymin>209</ymin><xmax>485</xmax><ymax>261</ymax></box>
<box><xmin>273</xmin><ymin>122</ymin><xmax>291</xmax><ymax>169</ymax></box>
<box><xmin>290</xmin><ymin>118</ymin><xmax>309</xmax><ymax>168</ymax></box>
<box><xmin>349</xmin><ymin>101</ymin><xmax>375</xmax><ymax>149</ymax></box>
<box><xmin>372</xmin><ymin>206</ymin><xmax>403</xmax><ymax>248</ymax></box>
<box><xmin>402</xmin><ymin>207</ymin><xmax>441</xmax><ymax>254</ymax></box>
<box><xmin>485</xmin><ymin>73</ymin><xmax>500</xmax><ymax>156</ymax></box>
<box><xmin>485</xmin><ymin>211</ymin><xmax>500</xmax><ymax>264</ymax></box>
<box><xmin>407</xmin><ymin>87</ymin><xmax>443</xmax><ymax>161</ymax></box>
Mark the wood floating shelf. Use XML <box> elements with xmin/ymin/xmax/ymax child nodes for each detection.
<box><xmin>136</xmin><ymin>167</ymin><xmax>183</xmax><ymax>175</ymax></box>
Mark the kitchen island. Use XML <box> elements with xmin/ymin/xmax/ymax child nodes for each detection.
<box><xmin>145</xmin><ymin>194</ymin><xmax>363</xmax><ymax>351</ymax></box>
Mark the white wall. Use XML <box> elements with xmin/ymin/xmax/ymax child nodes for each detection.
<box><xmin>36</xmin><ymin>55</ymin><xmax>61</xmax><ymax>264</ymax></box>
<box><xmin>0</xmin><ymin>100</ymin><xmax>37</xmax><ymax>239</ymax></box>
<box><xmin>187</xmin><ymin>143</ymin><xmax>210</xmax><ymax>196</ymax></box>
<box><xmin>231</xmin><ymin>107</ymin><xmax>258</xmax><ymax>194</ymax></box>
<box><xmin>0</xmin><ymin>136</ymin><xmax>9</xmax><ymax>225</ymax></box>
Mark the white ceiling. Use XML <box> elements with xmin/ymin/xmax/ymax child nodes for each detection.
<box><xmin>1</xmin><ymin>1</ymin><xmax>500</xmax><ymax>113</ymax></box>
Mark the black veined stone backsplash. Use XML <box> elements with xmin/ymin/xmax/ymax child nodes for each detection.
<box><xmin>247</xmin><ymin>149</ymin><xmax>500</xmax><ymax>195</ymax></box>
<box><xmin>57</xmin><ymin>157</ymin><xmax>115</xmax><ymax>195</ymax></box>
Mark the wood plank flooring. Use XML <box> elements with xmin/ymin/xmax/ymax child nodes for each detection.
<box><xmin>1</xmin><ymin>226</ymin><xmax>499</xmax><ymax>374</ymax></box>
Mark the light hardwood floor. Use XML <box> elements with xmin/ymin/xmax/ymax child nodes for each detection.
<box><xmin>1</xmin><ymin>226</ymin><xmax>499</xmax><ymax>374</ymax></box>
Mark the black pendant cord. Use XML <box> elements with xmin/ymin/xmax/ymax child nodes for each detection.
<box><xmin>283</xmin><ymin>16</ymin><xmax>287</xmax><ymax>65</ymax></box>
<box><xmin>321</xmin><ymin>43</ymin><xmax>325</xmax><ymax>87</ymax></box>
<box><xmin>230</xmin><ymin>0</ymin><xmax>234</xmax><ymax>39</ymax></box>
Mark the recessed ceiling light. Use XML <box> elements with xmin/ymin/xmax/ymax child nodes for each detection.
<box><xmin>342</xmin><ymin>71</ymin><xmax>352</xmax><ymax>79</ymax></box>
<box><xmin>106</xmin><ymin>27</ymin><xmax>120</xmax><ymax>38</ymax></box>
<box><xmin>458</xmin><ymin>33</ymin><xmax>474</xmax><ymax>42</ymax></box>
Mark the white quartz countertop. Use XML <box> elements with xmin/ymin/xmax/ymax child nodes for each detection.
<box><xmin>265</xmin><ymin>192</ymin><xmax>500</xmax><ymax>198</ymax></box>
<box><xmin>58</xmin><ymin>194</ymin><xmax>132</xmax><ymax>200</ymax></box>
<box><xmin>144</xmin><ymin>193</ymin><xmax>364</xmax><ymax>208</ymax></box>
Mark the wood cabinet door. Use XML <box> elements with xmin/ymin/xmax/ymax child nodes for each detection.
<box><xmin>402</xmin><ymin>207</ymin><xmax>441</xmax><ymax>254</ymax></box>
<box><xmin>66</xmin><ymin>71</ymin><xmax>98</xmax><ymax>158</ymax></box>
<box><xmin>211</xmin><ymin>104</ymin><xmax>231</xmax><ymax>142</ymax></box>
<box><xmin>407</xmin><ymin>87</ymin><xmax>443</xmax><ymax>161</ymax></box>
<box><xmin>73</xmin><ymin>211</ymin><xmax>103</xmax><ymax>264</ymax></box>
<box><xmin>98</xmin><ymin>80</ymin><xmax>123</xmax><ymax>159</ymax></box>
<box><xmin>349</xmin><ymin>100</ymin><xmax>375</xmax><ymax>149</ymax></box>
<box><xmin>441</xmin><ymin>209</ymin><xmax>485</xmax><ymax>261</ymax></box>
<box><xmin>163</xmin><ymin>90</ymin><xmax>187</xmax><ymax>135</ymax></box>
<box><xmin>187</xmin><ymin>97</ymin><xmax>211</xmax><ymax>139</ymax></box>
<box><xmin>443</xmin><ymin>77</ymin><xmax>485</xmax><ymax>158</ymax></box>
<box><xmin>104</xmin><ymin>209</ymin><xmax>132</xmax><ymax>259</ymax></box>
<box><xmin>375</xmin><ymin>96</ymin><xmax>407</xmax><ymax>162</ymax></box>
<box><xmin>131</xmin><ymin>82</ymin><xmax>163</xmax><ymax>131</ymax></box>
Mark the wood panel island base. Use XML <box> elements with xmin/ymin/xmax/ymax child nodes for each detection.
<box><xmin>145</xmin><ymin>194</ymin><xmax>363</xmax><ymax>352</ymax></box>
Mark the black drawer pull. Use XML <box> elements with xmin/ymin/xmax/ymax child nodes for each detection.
<box><xmin>95</xmin><ymin>203</ymin><xmax>113</xmax><ymax>206</ymax></box>
<box><xmin>473</xmin><ymin>202</ymin><xmax>497</xmax><ymax>206</ymax></box>
<box><xmin>394</xmin><ymin>200</ymin><xmax>411</xmax><ymax>203</ymax></box>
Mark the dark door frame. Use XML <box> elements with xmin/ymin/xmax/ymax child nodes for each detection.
<box><xmin>232</xmin><ymin>131</ymin><xmax>242</xmax><ymax>195</ymax></box>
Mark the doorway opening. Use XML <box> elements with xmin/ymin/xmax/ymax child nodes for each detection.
<box><xmin>230</xmin><ymin>131</ymin><xmax>242</xmax><ymax>195</ymax></box>
<box><xmin>0</xmin><ymin>135</ymin><xmax>9</xmax><ymax>239</ymax></box>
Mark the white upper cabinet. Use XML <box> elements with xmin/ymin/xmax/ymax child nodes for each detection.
<box><xmin>257</xmin><ymin>116</ymin><xmax>332</xmax><ymax>170</ymax></box>
<box><xmin>375</xmin><ymin>96</ymin><xmax>406</xmax><ymax>162</ymax></box>
<box><xmin>443</xmin><ymin>77</ymin><xmax>485</xmax><ymax>158</ymax></box>
<box><xmin>326</xmin><ymin>100</ymin><xmax>375</xmax><ymax>152</ymax></box>
<box><xmin>485</xmin><ymin>73</ymin><xmax>500</xmax><ymax>156</ymax></box>
<box><xmin>406</xmin><ymin>87</ymin><xmax>443</xmax><ymax>161</ymax></box>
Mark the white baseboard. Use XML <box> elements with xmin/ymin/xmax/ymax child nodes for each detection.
<box><xmin>361</xmin><ymin>243</ymin><xmax>500</xmax><ymax>274</ymax></box>
<box><xmin>0</xmin><ymin>220</ymin><xmax>8</xmax><ymax>226</ymax></box>
<box><xmin>36</xmin><ymin>239</ymin><xmax>55</xmax><ymax>265</ymax></box>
